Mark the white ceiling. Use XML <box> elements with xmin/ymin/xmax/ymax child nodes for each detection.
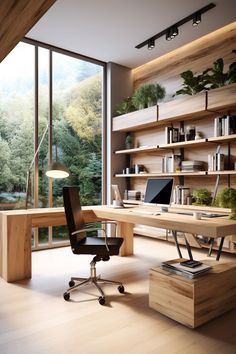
<box><xmin>27</xmin><ymin>0</ymin><xmax>236</xmax><ymax>69</ymax></box>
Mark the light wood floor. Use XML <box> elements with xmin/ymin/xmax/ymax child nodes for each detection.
<box><xmin>0</xmin><ymin>236</ymin><xmax>235</xmax><ymax>354</ymax></box>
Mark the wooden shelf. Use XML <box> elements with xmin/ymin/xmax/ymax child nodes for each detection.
<box><xmin>208</xmin><ymin>134</ymin><xmax>236</xmax><ymax>143</ymax></box>
<box><xmin>208</xmin><ymin>170</ymin><xmax>236</xmax><ymax>175</ymax></box>
<box><xmin>113</xmin><ymin>105</ymin><xmax>158</xmax><ymax>132</ymax></box>
<box><xmin>115</xmin><ymin>172</ymin><xmax>207</xmax><ymax>178</ymax></box>
<box><xmin>158</xmin><ymin>92</ymin><xmax>207</xmax><ymax>123</ymax></box>
<box><xmin>207</xmin><ymin>83</ymin><xmax>236</xmax><ymax>111</ymax></box>
<box><xmin>115</xmin><ymin>145</ymin><xmax>158</xmax><ymax>154</ymax></box>
<box><xmin>114</xmin><ymin>135</ymin><xmax>236</xmax><ymax>155</ymax></box>
<box><xmin>159</xmin><ymin>139</ymin><xmax>207</xmax><ymax>149</ymax></box>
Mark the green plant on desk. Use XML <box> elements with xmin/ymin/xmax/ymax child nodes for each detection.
<box><xmin>191</xmin><ymin>188</ymin><xmax>212</xmax><ymax>206</ymax></box>
<box><xmin>216</xmin><ymin>187</ymin><xmax>236</xmax><ymax>220</ymax></box>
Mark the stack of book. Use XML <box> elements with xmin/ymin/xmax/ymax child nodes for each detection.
<box><xmin>127</xmin><ymin>190</ymin><xmax>141</xmax><ymax>201</ymax></box>
<box><xmin>161</xmin><ymin>259</ymin><xmax>212</xmax><ymax>279</ymax></box>
<box><xmin>181</xmin><ymin>160</ymin><xmax>204</xmax><ymax>172</ymax></box>
<box><xmin>214</xmin><ymin>115</ymin><xmax>236</xmax><ymax>137</ymax></box>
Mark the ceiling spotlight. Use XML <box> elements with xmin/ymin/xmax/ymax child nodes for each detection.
<box><xmin>166</xmin><ymin>29</ymin><xmax>172</xmax><ymax>41</ymax></box>
<box><xmin>193</xmin><ymin>12</ymin><xmax>201</xmax><ymax>26</ymax></box>
<box><xmin>172</xmin><ymin>25</ymin><xmax>179</xmax><ymax>37</ymax></box>
<box><xmin>148</xmin><ymin>37</ymin><xmax>155</xmax><ymax>50</ymax></box>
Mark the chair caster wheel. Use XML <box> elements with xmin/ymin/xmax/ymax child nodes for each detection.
<box><xmin>69</xmin><ymin>280</ymin><xmax>75</xmax><ymax>287</ymax></box>
<box><xmin>118</xmin><ymin>285</ymin><xmax>125</xmax><ymax>293</ymax></box>
<box><xmin>98</xmin><ymin>296</ymin><xmax>105</xmax><ymax>305</ymax></box>
<box><xmin>63</xmin><ymin>292</ymin><xmax>70</xmax><ymax>301</ymax></box>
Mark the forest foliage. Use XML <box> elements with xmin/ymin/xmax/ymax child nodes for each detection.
<box><xmin>0</xmin><ymin>74</ymin><xmax>102</xmax><ymax>208</ymax></box>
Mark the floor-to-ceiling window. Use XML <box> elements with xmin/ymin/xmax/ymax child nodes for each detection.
<box><xmin>0</xmin><ymin>40</ymin><xmax>105</xmax><ymax>249</ymax></box>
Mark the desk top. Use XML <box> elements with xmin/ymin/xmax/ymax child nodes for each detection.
<box><xmin>90</xmin><ymin>206</ymin><xmax>236</xmax><ymax>238</ymax></box>
<box><xmin>1</xmin><ymin>205</ymin><xmax>235</xmax><ymax>238</ymax></box>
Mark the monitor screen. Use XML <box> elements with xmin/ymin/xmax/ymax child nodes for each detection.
<box><xmin>144</xmin><ymin>178</ymin><xmax>173</xmax><ymax>206</ymax></box>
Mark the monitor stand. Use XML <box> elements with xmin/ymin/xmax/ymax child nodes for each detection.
<box><xmin>160</xmin><ymin>206</ymin><xmax>169</xmax><ymax>213</ymax></box>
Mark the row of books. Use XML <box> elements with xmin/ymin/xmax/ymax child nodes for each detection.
<box><xmin>161</xmin><ymin>260</ymin><xmax>212</xmax><ymax>279</ymax></box>
<box><xmin>214</xmin><ymin>115</ymin><xmax>236</xmax><ymax>137</ymax></box>
<box><xmin>161</xmin><ymin>154</ymin><xmax>181</xmax><ymax>173</ymax></box>
<box><xmin>165</xmin><ymin>127</ymin><xmax>180</xmax><ymax>144</ymax></box>
<box><xmin>173</xmin><ymin>185</ymin><xmax>190</xmax><ymax>205</ymax></box>
<box><xmin>208</xmin><ymin>153</ymin><xmax>225</xmax><ymax>171</ymax></box>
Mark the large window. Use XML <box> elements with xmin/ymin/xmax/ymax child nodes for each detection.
<box><xmin>0</xmin><ymin>40</ymin><xmax>104</xmax><ymax>248</ymax></box>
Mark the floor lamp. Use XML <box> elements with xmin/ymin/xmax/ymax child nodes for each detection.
<box><xmin>25</xmin><ymin>124</ymin><xmax>69</xmax><ymax>209</ymax></box>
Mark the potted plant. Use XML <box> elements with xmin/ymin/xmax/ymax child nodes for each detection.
<box><xmin>125</xmin><ymin>134</ymin><xmax>133</xmax><ymax>149</ymax></box>
<box><xmin>202</xmin><ymin>56</ymin><xmax>236</xmax><ymax>89</ymax></box>
<box><xmin>132</xmin><ymin>83</ymin><xmax>166</xmax><ymax>109</ymax></box>
<box><xmin>173</xmin><ymin>70</ymin><xmax>207</xmax><ymax>96</ymax></box>
<box><xmin>174</xmin><ymin>51</ymin><xmax>236</xmax><ymax>96</ymax></box>
<box><xmin>191</xmin><ymin>188</ymin><xmax>212</xmax><ymax>206</ymax></box>
<box><xmin>115</xmin><ymin>96</ymin><xmax>136</xmax><ymax>116</ymax></box>
<box><xmin>216</xmin><ymin>187</ymin><xmax>236</xmax><ymax>220</ymax></box>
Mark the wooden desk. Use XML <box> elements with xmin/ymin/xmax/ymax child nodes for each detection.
<box><xmin>1</xmin><ymin>206</ymin><xmax>236</xmax><ymax>282</ymax></box>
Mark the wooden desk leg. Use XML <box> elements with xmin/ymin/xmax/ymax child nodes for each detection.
<box><xmin>1</xmin><ymin>214</ymin><xmax>32</xmax><ymax>282</ymax></box>
<box><xmin>116</xmin><ymin>222</ymin><xmax>134</xmax><ymax>256</ymax></box>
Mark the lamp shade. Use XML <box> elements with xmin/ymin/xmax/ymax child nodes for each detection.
<box><xmin>46</xmin><ymin>161</ymin><xmax>70</xmax><ymax>178</ymax></box>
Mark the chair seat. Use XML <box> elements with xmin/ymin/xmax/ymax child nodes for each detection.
<box><xmin>72</xmin><ymin>236</ymin><xmax>123</xmax><ymax>256</ymax></box>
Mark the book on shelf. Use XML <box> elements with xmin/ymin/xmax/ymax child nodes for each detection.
<box><xmin>173</xmin><ymin>185</ymin><xmax>190</xmax><ymax>205</ymax></box>
<box><xmin>214</xmin><ymin>115</ymin><xmax>236</xmax><ymax>137</ymax></box>
<box><xmin>161</xmin><ymin>259</ymin><xmax>212</xmax><ymax>279</ymax></box>
<box><xmin>162</xmin><ymin>154</ymin><xmax>181</xmax><ymax>173</ymax></box>
<box><xmin>165</xmin><ymin>126</ymin><xmax>179</xmax><ymax>144</ymax></box>
<box><xmin>208</xmin><ymin>153</ymin><xmax>225</xmax><ymax>171</ymax></box>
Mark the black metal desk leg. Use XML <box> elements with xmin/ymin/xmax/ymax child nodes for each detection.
<box><xmin>184</xmin><ymin>236</ymin><xmax>193</xmax><ymax>261</ymax></box>
<box><xmin>172</xmin><ymin>230</ymin><xmax>182</xmax><ymax>258</ymax></box>
<box><xmin>208</xmin><ymin>238</ymin><xmax>215</xmax><ymax>257</ymax></box>
<box><xmin>216</xmin><ymin>237</ymin><xmax>225</xmax><ymax>261</ymax></box>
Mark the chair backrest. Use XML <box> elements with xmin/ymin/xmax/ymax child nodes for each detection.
<box><xmin>63</xmin><ymin>186</ymin><xmax>86</xmax><ymax>247</ymax></box>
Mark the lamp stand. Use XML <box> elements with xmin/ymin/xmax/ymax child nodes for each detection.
<box><xmin>25</xmin><ymin>124</ymin><xmax>49</xmax><ymax>209</ymax></box>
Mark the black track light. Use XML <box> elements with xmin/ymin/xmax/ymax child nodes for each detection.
<box><xmin>135</xmin><ymin>3</ymin><xmax>215</xmax><ymax>50</ymax></box>
<box><xmin>193</xmin><ymin>12</ymin><xmax>201</xmax><ymax>26</ymax></box>
<box><xmin>148</xmin><ymin>37</ymin><xmax>155</xmax><ymax>50</ymax></box>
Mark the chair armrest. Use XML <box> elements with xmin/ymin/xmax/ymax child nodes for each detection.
<box><xmin>72</xmin><ymin>227</ymin><xmax>109</xmax><ymax>252</ymax></box>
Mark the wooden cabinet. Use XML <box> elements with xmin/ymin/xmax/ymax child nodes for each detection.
<box><xmin>112</xmin><ymin>84</ymin><xmax>236</xmax><ymax>254</ymax></box>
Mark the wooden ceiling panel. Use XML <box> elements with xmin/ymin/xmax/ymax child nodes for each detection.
<box><xmin>0</xmin><ymin>0</ymin><xmax>56</xmax><ymax>62</ymax></box>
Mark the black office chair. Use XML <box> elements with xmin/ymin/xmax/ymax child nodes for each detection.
<box><xmin>62</xmin><ymin>186</ymin><xmax>125</xmax><ymax>305</ymax></box>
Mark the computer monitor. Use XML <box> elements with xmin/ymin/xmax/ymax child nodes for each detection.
<box><xmin>144</xmin><ymin>178</ymin><xmax>173</xmax><ymax>211</ymax></box>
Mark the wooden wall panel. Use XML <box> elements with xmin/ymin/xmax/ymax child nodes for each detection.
<box><xmin>0</xmin><ymin>0</ymin><xmax>56</xmax><ymax>62</ymax></box>
<box><xmin>133</xmin><ymin>22</ymin><xmax>236</xmax><ymax>97</ymax></box>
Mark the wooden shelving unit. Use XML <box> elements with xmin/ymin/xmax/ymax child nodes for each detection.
<box><xmin>112</xmin><ymin>84</ymin><xmax>236</xmax><ymax>255</ymax></box>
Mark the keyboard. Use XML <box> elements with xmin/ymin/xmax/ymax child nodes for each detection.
<box><xmin>129</xmin><ymin>210</ymin><xmax>160</xmax><ymax>216</ymax></box>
